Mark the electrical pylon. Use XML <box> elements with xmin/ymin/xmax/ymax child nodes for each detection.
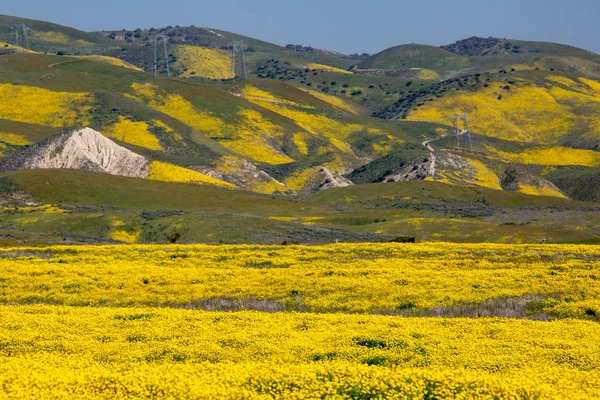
<box><xmin>454</xmin><ymin>113</ymin><xmax>461</xmax><ymax>150</ymax></box>
<box><xmin>229</xmin><ymin>40</ymin><xmax>247</xmax><ymax>80</ymax></box>
<box><xmin>453</xmin><ymin>111</ymin><xmax>473</xmax><ymax>152</ymax></box>
<box><xmin>151</xmin><ymin>33</ymin><xmax>170</xmax><ymax>78</ymax></box>
<box><xmin>10</xmin><ymin>24</ymin><xmax>30</xmax><ymax>52</ymax></box>
<box><xmin>463</xmin><ymin>110</ymin><xmax>473</xmax><ymax>152</ymax></box>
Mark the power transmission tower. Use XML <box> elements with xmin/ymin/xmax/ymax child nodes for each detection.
<box><xmin>463</xmin><ymin>110</ymin><xmax>473</xmax><ymax>152</ymax></box>
<box><xmin>161</xmin><ymin>35</ymin><xmax>170</xmax><ymax>77</ymax></box>
<box><xmin>151</xmin><ymin>33</ymin><xmax>170</xmax><ymax>78</ymax></box>
<box><xmin>10</xmin><ymin>24</ymin><xmax>32</xmax><ymax>53</ymax></box>
<box><xmin>229</xmin><ymin>40</ymin><xmax>247</xmax><ymax>80</ymax></box>
<box><xmin>230</xmin><ymin>41</ymin><xmax>235</xmax><ymax>78</ymax></box>
<box><xmin>453</xmin><ymin>112</ymin><xmax>474</xmax><ymax>152</ymax></box>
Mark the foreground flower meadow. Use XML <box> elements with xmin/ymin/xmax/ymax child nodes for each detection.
<box><xmin>0</xmin><ymin>243</ymin><xmax>599</xmax><ymax>398</ymax></box>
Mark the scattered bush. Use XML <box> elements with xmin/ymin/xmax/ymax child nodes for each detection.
<box><xmin>390</xmin><ymin>236</ymin><xmax>416</xmax><ymax>243</ymax></box>
<box><xmin>167</xmin><ymin>231</ymin><xmax>181</xmax><ymax>244</ymax></box>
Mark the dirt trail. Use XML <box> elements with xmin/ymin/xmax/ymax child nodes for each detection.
<box><xmin>48</xmin><ymin>59</ymin><xmax>77</xmax><ymax>68</ymax></box>
<box><xmin>421</xmin><ymin>130</ymin><xmax>467</xmax><ymax>177</ymax></box>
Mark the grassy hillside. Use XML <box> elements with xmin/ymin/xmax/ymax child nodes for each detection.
<box><xmin>0</xmin><ymin>53</ymin><xmax>423</xmax><ymax>193</ymax></box>
<box><xmin>301</xmin><ymin>181</ymin><xmax>600</xmax><ymax>243</ymax></box>
<box><xmin>356</xmin><ymin>44</ymin><xmax>469</xmax><ymax>77</ymax></box>
<box><xmin>0</xmin><ymin>169</ymin><xmax>597</xmax><ymax>245</ymax></box>
<box><xmin>1</xmin><ymin>16</ymin><xmax>600</xmax><ymax>244</ymax></box>
<box><xmin>0</xmin><ymin>169</ymin><xmax>384</xmax><ymax>244</ymax></box>
<box><xmin>304</xmin><ymin>180</ymin><xmax>582</xmax><ymax>207</ymax></box>
<box><xmin>442</xmin><ymin>36</ymin><xmax>600</xmax><ymax>62</ymax></box>
<box><xmin>97</xmin><ymin>25</ymin><xmax>359</xmax><ymax>71</ymax></box>
<box><xmin>405</xmin><ymin>73</ymin><xmax>600</xmax><ymax>146</ymax></box>
<box><xmin>0</xmin><ymin>15</ymin><xmax>115</xmax><ymax>54</ymax></box>
<box><xmin>544</xmin><ymin>167</ymin><xmax>600</xmax><ymax>203</ymax></box>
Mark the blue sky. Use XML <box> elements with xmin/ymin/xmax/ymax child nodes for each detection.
<box><xmin>3</xmin><ymin>0</ymin><xmax>599</xmax><ymax>55</ymax></box>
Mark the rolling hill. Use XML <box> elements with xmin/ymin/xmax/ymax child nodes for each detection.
<box><xmin>0</xmin><ymin>15</ymin><xmax>599</xmax><ymax>244</ymax></box>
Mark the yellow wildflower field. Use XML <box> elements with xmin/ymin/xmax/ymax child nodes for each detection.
<box><xmin>1</xmin><ymin>305</ymin><xmax>600</xmax><ymax>398</ymax></box>
<box><xmin>303</xmin><ymin>88</ymin><xmax>362</xmax><ymax>115</ymax></box>
<box><xmin>127</xmin><ymin>83</ymin><xmax>294</xmax><ymax>164</ymax></box>
<box><xmin>0</xmin><ymin>243</ymin><xmax>598</xmax><ymax>317</ymax></box>
<box><xmin>0</xmin><ymin>243</ymin><xmax>599</xmax><ymax>398</ymax></box>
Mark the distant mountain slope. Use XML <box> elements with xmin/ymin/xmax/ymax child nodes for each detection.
<box><xmin>1</xmin><ymin>14</ymin><xmax>359</xmax><ymax>81</ymax></box>
<box><xmin>0</xmin><ymin>14</ymin><xmax>114</xmax><ymax>54</ymax></box>
<box><xmin>0</xmin><ymin>52</ymin><xmax>420</xmax><ymax>194</ymax></box>
<box><xmin>442</xmin><ymin>36</ymin><xmax>600</xmax><ymax>61</ymax></box>
<box><xmin>356</xmin><ymin>38</ymin><xmax>600</xmax><ymax>83</ymax></box>
<box><xmin>1</xmin><ymin>15</ymin><xmax>600</xmax><ymax>205</ymax></box>
<box><xmin>2</xmin><ymin>15</ymin><xmax>600</xmax><ymax>244</ymax></box>
<box><xmin>355</xmin><ymin>44</ymin><xmax>469</xmax><ymax>78</ymax></box>
<box><xmin>96</xmin><ymin>25</ymin><xmax>359</xmax><ymax>71</ymax></box>
<box><xmin>403</xmin><ymin>74</ymin><xmax>600</xmax><ymax>148</ymax></box>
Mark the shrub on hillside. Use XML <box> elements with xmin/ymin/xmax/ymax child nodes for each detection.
<box><xmin>390</xmin><ymin>236</ymin><xmax>416</xmax><ymax>243</ymax></box>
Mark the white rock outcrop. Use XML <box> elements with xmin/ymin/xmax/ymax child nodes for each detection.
<box><xmin>0</xmin><ymin>127</ymin><xmax>150</xmax><ymax>178</ymax></box>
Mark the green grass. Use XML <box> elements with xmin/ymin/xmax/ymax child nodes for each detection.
<box><xmin>0</xmin><ymin>119</ymin><xmax>57</xmax><ymax>143</ymax></box>
<box><xmin>357</xmin><ymin>44</ymin><xmax>470</xmax><ymax>76</ymax></box>
<box><xmin>544</xmin><ymin>167</ymin><xmax>600</xmax><ymax>203</ymax></box>
<box><xmin>300</xmin><ymin>181</ymin><xmax>600</xmax><ymax>243</ymax></box>
<box><xmin>2</xmin><ymin>169</ymin><xmax>598</xmax><ymax>245</ymax></box>
<box><xmin>3</xmin><ymin>169</ymin><xmax>314</xmax><ymax>215</ymax></box>
<box><xmin>303</xmin><ymin>180</ymin><xmax>586</xmax><ymax>207</ymax></box>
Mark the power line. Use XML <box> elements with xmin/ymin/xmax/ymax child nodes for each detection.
<box><xmin>22</xmin><ymin>24</ymin><xmax>30</xmax><ymax>51</ymax></box>
<box><xmin>10</xmin><ymin>24</ymin><xmax>32</xmax><ymax>53</ymax></box>
<box><xmin>153</xmin><ymin>34</ymin><xmax>157</xmax><ymax>79</ymax></box>
<box><xmin>463</xmin><ymin>110</ymin><xmax>473</xmax><ymax>152</ymax></box>
<box><xmin>10</xmin><ymin>25</ymin><xmax>19</xmax><ymax>52</ymax></box>
<box><xmin>230</xmin><ymin>41</ymin><xmax>236</xmax><ymax>78</ymax></box>
<box><xmin>162</xmin><ymin>35</ymin><xmax>170</xmax><ymax>77</ymax></box>
<box><xmin>151</xmin><ymin>33</ymin><xmax>170</xmax><ymax>79</ymax></box>
<box><xmin>229</xmin><ymin>40</ymin><xmax>248</xmax><ymax>80</ymax></box>
<box><xmin>453</xmin><ymin>112</ymin><xmax>473</xmax><ymax>152</ymax></box>
<box><xmin>454</xmin><ymin>113</ymin><xmax>460</xmax><ymax>150</ymax></box>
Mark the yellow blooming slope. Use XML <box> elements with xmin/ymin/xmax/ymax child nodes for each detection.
<box><xmin>306</xmin><ymin>63</ymin><xmax>353</xmax><ymax>74</ymax></box>
<box><xmin>73</xmin><ymin>55</ymin><xmax>144</xmax><ymax>72</ymax></box>
<box><xmin>489</xmin><ymin>146</ymin><xmax>600</xmax><ymax>167</ymax></box>
<box><xmin>126</xmin><ymin>83</ymin><xmax>294</xmax><ymax>164</ymax></box>
<box><xmin>104</xmin><ymin>117</ymin><xmax>164</xmax><ymax>150</ymax></box>
<box><xmin>174</xmin><ymin>45</ymin><xmax>234</xmax><ymax>79</ymax></box>
<box><xmin>0</xmin><ymin>83</ymin><xmax>92</xmax><ymax>128</ymax></box>
<box><xmin>148</xmin><ymin>160</ymin><xmax>235</xmax><ymax>188</ymax></box>
<box><xmin>408</xmin><ymin>78</ymin><xmax>600</xmax><ymax>144</ymax></box>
